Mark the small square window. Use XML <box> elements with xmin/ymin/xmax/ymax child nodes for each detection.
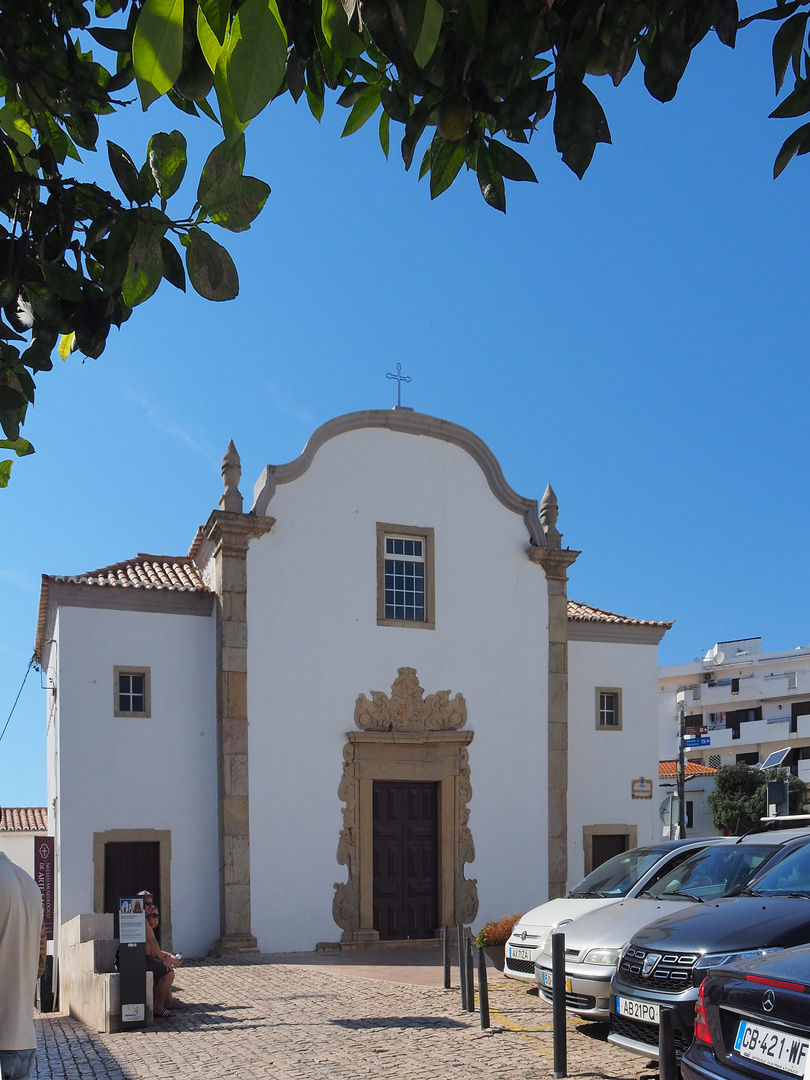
<box><xmin>596</xmin><ymin>688</ymin><xmax>622</xmax><ymax>730</ymax></box>
<box><xmin>377</xmin><ymin>523</ymin><xmax>435</xmax><ymax>629</ymax></box>
<box><xmin>114</xmin><ymin>667</ymin><xmax>151</xmax><ymax>718</ymax></box>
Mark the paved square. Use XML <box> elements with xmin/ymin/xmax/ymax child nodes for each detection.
<box><xmin>32</xmin><ymin>957</ymin><xmax>660</xmax><ymax>1080</ymax></box>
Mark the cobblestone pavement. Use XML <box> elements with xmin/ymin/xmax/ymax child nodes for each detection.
<box><xmin>32</xmin><ymin>957</ymin><xmax>661</xmax><ymax>1080</ymax></box>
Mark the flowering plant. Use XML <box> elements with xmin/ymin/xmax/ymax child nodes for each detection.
<box><xmin>474</xmin><ymin>913</ymin><xmax>523</xmax><ymax>947</ymax></box>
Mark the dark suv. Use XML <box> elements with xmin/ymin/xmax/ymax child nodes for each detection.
<box><xmin>609</xmin><ymin>830</ymin><xmax>810</xmax><ymax>1060</ymax></box>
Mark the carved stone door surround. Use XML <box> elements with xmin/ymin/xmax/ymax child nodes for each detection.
<box><xmin>333</xmin><ymin>668</ymin><xmax>478</xmax><ymax>943</ymax></box>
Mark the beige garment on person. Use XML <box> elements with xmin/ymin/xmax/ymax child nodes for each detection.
<box><xmin>0</xmin><ymin>852</ymin><xmax>43</xmax><ymax>1051</ymax></box>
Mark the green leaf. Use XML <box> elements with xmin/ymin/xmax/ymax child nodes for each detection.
<box><xmin>739</xmin><ymin>0</ymin><xmax>801</xmax><ymax>27</ymax></box>
<box><xmin>122</xmin><ymin>222</ymin><xmax>166</xmax><ymax>306</ymax></box>
<box><xmin>401</xmin><ymin>106</ymin><xmax>431</xmax><ymax>170</ymax></box>
<box><xmin>102</xmin><ymin>211</ymin><xmax>140</xmax><ymax>293</ymax></box>
<box><xmin>413</xmin><ymin>0</ymin><xmax>444</xmax><ymax>68</ymax></box>
<box><xmin>337</xmin><ymin>82</ymin><xmax>370</xmax><ymax>108</ymax></box>
<box><xmin>213</xmin><ymin>48</ymin><xmax>249</xmax><ymax>143</ymax></box>
<box><xmin>773</xmin><ymin>12</ymin><xmax>808</xmax><ymax>93</ymax></box>
<box><xmin>133</xmin><ymin>0</ymin><xmax>185</xmax><ymax>108</ymax></box>
<box><xmin>207</xmin><ymin>175</ymin><xmax>271</xmax><ymax>230</ymax></box>
<box><xmin>476</xmin><ymin>145</ymin><xmax>506</xmax><ymax>212</ymax></box>
<box><xmin>107</xmin><ymin>141</ymin><xmax>145</xmax><ymax>203</ymax></box>
<box><xmin>42</xmin><ymin>264</ymin><xmax>84</xmax><ymax>303</ymax></box>
<box><xmin>553</xmin><ymin>79</ymin><xmax>611</xmax><ymax>179</ymax></box>
<box><xmin>321</xmin><ymin>0</ymin><xmax>364</xmax><ymax>58</ymax></box>
<box><xmin>89</xmin><ymin>26</ymin><xmax>133</xmax><ymax>51</ymax></box>
<box><xmin>0</xmin><ymin>460</ymin><xmax>12</xmax><ymax>487</ymax></box>
<box><xmin>199</xmin><ymin>0</ymin><xmax>230</xmax><ymax>43</ymax></box>
<box><xmin>226</xmin><ymin>0</ymin><xmax>288</xmax><ymax>123</ymax></box>
<box><xmin>341</xmin><ymin>85</ymin><xmax>381</xmax><ymax>136</ymax></box>
<box><xmin>181</xmin><ymin>227</ymin><xmax>239</xmax><ymax>300</ymax></box>
<box><xmin>773</xmin><ymin>121</ymin><xmax>810</xmax><ymax>176</ymax></box>
<box><xmin>428</xmin><ymin>137</ymin><xmax>466</xmax><ymax>199</ymax></box>
<box><xmin>198</xmin><ymin>4</ymin><xmax>228</xmax><ymax>74</ymax></box>
<box><xmin>379</xmin><ymin>109</ymin><xmax>390</xmax><ymax>158</ymax></box>
<box><xmin>198</xmin><ymin>136</ymin><xmax>244</xmax><ymax>206</ymax></box>
<box><xmin>488</xmin><ymin>140</ymin><xmax>537</xmax><ymax>183</ymax></box>
<box><xmin>305</xmin><ymin>59</ymin><xmax>325</xmax><ymax>121</ymax></box>
<box><xmin>160</xmin><ymin>237</ymin><xmax>186</xmax><ymax>289</ymax></box>
<box><xmin>148</xmin><ymin>130</ymin><xmax>188</xmax><ymax>199</ymax></box>
<box><xmin>0</xmin><ymin>437</ymin><xmax>35</xmax><ymax>457</ymax></box>
<box><xmin>771</xmin><ymin>75</ymin><xmax>810</xmax><ymax>118</ymax></box>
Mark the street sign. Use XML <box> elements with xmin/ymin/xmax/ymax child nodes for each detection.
<box><xmin>685</xmin><ymin>737</ymin><xmax>710</xmax><ymax>747</ymax></box>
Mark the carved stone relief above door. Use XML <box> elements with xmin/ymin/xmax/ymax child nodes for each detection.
<box><xmin>333</xmin><ymin>667</ymin><xmax>477</xmax><ymax>943</ymax></box>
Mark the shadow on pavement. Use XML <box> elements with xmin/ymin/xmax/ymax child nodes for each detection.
<box><xmin>329</xmin><ymin>1015</ymin><xmax>467</xmax><ymax>1029</ymax></box>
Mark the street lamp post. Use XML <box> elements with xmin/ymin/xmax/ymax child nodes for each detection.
<box><xmin>676</xmin><ymin>693</ymin><xmax>686</xmax><ymax>839</ymax></box>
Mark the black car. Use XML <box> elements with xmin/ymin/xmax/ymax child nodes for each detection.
<box><xmin>682</xmin><ymin>944</ymin><xmax>810</xmax><ymax>1080</ymax></box>
<box><xmin>609</xmin><ymin>833</ymin><xmax>810</xmax><ymax>1060</ymax></box>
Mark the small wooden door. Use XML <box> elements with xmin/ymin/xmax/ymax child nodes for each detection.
<box><xmin>373</xmin><ymin>781</ymin><xmax>438</xmax><ymax>940</ymax></box>
<box><xmin>103</xmin><ymin>841</ymin><xmax>160</xmax><ymax>915</ymax></box>
<box><xmin>591</xmin><ymin>833</ymin><xmax>629</xmax><ymax>870</ymax></box>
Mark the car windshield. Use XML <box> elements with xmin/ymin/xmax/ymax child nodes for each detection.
<box><xmin>567</xmin><ymin>848</ymin><xmax>665</xmax><ymax>898</ymax></box>
<box><xmin>747</xmin><ymin>842</ymin><xmax>810</xmax><ymax>896</ymax></box>
<box><xmin>644</xmin><ymin>845</ymin><xmax>772</xmax><ymax>900</ymax></box>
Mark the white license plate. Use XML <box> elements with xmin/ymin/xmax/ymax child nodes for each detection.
<box><xmin>616</xmin><ymin>996</ymin><xmax>660</xmax><ymax>1025</ymax></box>
<box><xmin>734</xmin><ymin>1020</ymin><xmax>810</xmax><ymax>1076</ymax></box>
<box><xmin>508</xmin><ymin>946</ymin><xmax>534</xmax><ymax>962</ymax></box>
<box><xmin>540</xmin><ymin>970</ymin><xmax>572</xmax><ymax>992</ymax></box>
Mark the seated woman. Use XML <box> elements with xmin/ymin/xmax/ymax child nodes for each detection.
<box><xmin>145</xmin><ymin>906</ymin><xmax>184</xmax><ymax>1017</ymax></box>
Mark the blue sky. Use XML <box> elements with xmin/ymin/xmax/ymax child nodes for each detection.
<box><xmin>2</xmin><ymin>16</ymin><xmax>809</xmax><ymax>807</ymax></box>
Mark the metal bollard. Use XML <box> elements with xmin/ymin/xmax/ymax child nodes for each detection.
<box><xmin>466</xmin><ymin>936</ymin><xmax>475</xmax><ymax>1012</ymax></box>
<box><xmin>659</xmin><ymin>1007</ymin><xmax>677</xmax><ymax>1080</ymax></box>
<box><xmin>443</xmin><ymin>925</ymin><xmax>451</xmax><ymax>989</ymax></box>
<box><xmin>458</xmin><ymin>924</ymin><xmax>468</xmax><ymax>1010</ymax></box>
<box><xmin>551</xmin><ymin>930</ymin><xmax>567</xmax><ymax>1079</ymax></box>
<box><xmin>477</xmin><ymin>945</ymin><xmax>490</xmax><ymax>1029</ymax></box>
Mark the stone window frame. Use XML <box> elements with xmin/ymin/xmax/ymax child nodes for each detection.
<box><xmin>114</xmin><ymin>666</ymin><xmax>151</xmax><ymax>718</ymax></box>
<box><xmin>376</xmin><ymin>523</ymin><xmax>435</xmax><ymax>629</ymax></box>
<box><xmin>582</xmin><ymin>824</ymin><xmax>638</xmax><ymax>876</ymax></box>
<box><xmin>595</xmin><ymin>687</ymin><xmax>622</xmax><ymax>731</ymax></box>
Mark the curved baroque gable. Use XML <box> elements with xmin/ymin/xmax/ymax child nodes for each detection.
<box><xmin>252</xmin><ymin>410</ymin><xmax>545</xmax><ymax>546</ymax></box>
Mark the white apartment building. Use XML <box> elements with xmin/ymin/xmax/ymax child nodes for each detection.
<box><xmin>659</xmin><ymin>637</ymin><xmax>810</xmax><ymax>800</ymax></box>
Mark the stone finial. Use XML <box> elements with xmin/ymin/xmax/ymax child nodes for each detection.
<box><xmin>540</xmin><ymin>483</ymin><xmax>562</xmax><ymax>548</ymax></box>
<box><xmin>220</xmin><ymin>440</ymin><xmax>243</xmax><ymax>513</ymax></box>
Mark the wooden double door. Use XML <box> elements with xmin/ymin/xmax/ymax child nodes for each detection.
<box><xmin>372</xmin><ymin>781</ymin><xmax>439</xmax><ymax>940</ymax></box>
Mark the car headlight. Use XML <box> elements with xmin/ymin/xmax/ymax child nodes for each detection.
<box><xmin>695</xmin><ymin>947</ymin><xmax>783</xmax><ymax>971</ymax></box>
<box><xmin>542</xmin><ymin>920</ymin><xmax>573</xmax><ymax>955</ymax></box>
<box><xmin>582</xmin><ymin>948</ymin><xmax>621</xmax><ymax>967</ymax></box>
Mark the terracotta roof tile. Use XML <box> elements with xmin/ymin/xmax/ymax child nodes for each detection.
<box><xmin>0</xmin><ymin>807</ymin><xmax>48</xmax><ymax>831</ymax></box>
<box><xmin>48</xmin><ymin>555</ymin><xmax>208</xmax><ymax>593</ymax></box>
<box><xmin>568</xmin><ymin>600</ymin><xmax>673</xmax><ymax>628</ymax></box>
<box><xmin>659</xmin><ymin>760</ymin><xmax>717</xmax><ymax>778</ymax></box>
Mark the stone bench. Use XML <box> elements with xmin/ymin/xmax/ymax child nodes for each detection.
<box><xmin>60</xmin><ymin>914</ymin><xmax>154</xmax><ymax>1033</ymax></box>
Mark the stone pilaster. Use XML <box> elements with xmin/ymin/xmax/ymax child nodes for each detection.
<box><xmin>528</xmin><ymin>545</ymin><xmax>580</xmax><ymax>900</ymax></box>
<box><xmin>205</xmin><ymin>509</ymin><xmax>274</xmax><ymax>954</ymax></box>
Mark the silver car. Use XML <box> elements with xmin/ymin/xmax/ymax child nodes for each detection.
<box><xmin>503</xmin><ymin>838</ymin><xmax>724</xmax><ymax>983</ymax></box>
<box><xmin>534</xmin><ymin>829</ymin><xmax>810</xmax><ymax>1020</ymax></box>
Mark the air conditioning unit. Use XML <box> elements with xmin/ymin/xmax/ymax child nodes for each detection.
<box><xmin>703</xmin><ymin>672</ymin><xmax>713</xmax><ymax>683</ymax></box>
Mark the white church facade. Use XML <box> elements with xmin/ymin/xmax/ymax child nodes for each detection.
<box><xmin>36</xmin><ymin>410</ymin><xmax>670</xmax><ymax>960</ymax></box>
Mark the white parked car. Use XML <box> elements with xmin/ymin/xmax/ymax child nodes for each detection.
<box><xmin>534</xmin><ymin>828</ymin><xmax>810</xmax><ymax>1021</ymax></box>
<box><xmin>504</xmin><ymin>839</ymin><xmax>725</xmax><ymax>982</ymax></box>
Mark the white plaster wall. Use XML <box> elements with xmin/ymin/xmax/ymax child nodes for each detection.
<box><xmin>567</xmin><ymin>638</ymin><xmax>661</xmax><ymax>886</ymax></box>
<box><xmin>246</xmin><ymin>425</ymin><xmax>550</xmax><ymax>950</ymax></box>
<box><xmin>0</xmin><ymin>833</ymin><xmax>38</xmax><ymax>876</ymax></box>
<box><xmin>53</xmin><ymin>605</ymin><xmax>218</xmax><ymax>956</ymax></box>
